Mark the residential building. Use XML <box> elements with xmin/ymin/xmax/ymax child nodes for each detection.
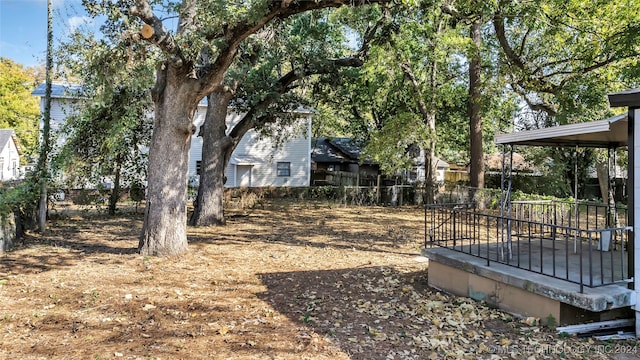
<box><xmin>311</xmin><ymin>137</ymin><xmax>450</xmax><ymax>185</ymax></box>
<box><xmin>311</xmin><ymin>137</ymin><xmax>380</xmax><ymax>186</ymax></box>
<box><xmin>189</xmin><ymin>105</ymin><xmax>312</xmax><ymax>188</ymax></box>
<box><xmin>0</xmin><ymin>129</ymin><xmax>22</xmax><ymax>181</ymax></box>
<box><xmin>32</xmin><ymin>83</ymin><xmax>311</xmax><ymax>188</ymax></box>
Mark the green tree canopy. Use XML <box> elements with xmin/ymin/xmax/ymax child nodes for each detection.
<box><xmin>54</xmin><ymin>31</ymin><xmax>155</xmax><ymax>214</ymax></box>
<box><xmin>0</xmin><ymin>57</ymin><xmax>40</xmax><ymax>157</ymax></box>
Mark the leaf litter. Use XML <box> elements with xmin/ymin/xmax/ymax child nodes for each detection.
<box><xmin>0</xmin><ymin>200</ymin><xmax>637</xmax><ymax>359</ymax></box>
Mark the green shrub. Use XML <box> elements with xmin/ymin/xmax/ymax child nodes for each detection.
<box><xmin>0</xmin><ymin>181</ymin><xmax>39</xmax><ymax>218</ymax></box>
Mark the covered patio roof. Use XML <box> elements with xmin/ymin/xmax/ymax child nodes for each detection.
<box><xmin>608</xmin><ymin>88</ymin><xmax>640</xmax><ymax>108</ymax></box>
<box><xmin>494</xmin><ymin>114</ymin><xmax>627</xmax><ymax>148</ymax></box>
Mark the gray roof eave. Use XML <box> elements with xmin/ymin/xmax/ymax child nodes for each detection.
<box><xmin>494</xmin><ymin>114</ymin><xmax>627</xmax><ymax>148</ymax></box>
<box><xmin>608</xmin><ymin>88</ymin><xmax>640</xmax><ymax>108</ymax></box>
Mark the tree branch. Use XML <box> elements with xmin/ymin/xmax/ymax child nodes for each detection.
<box><xmin>494</xmin><ymin>14</ymin><xmax>559</xmax><ymax>95</ymax></box>
<box><xmin>177</xmin><ymin>0</ymin><xmax>198</xmax><ymax>34</ymax></box>
<box><xmin>493</xmin><ymin>14</ymin><xmax>526</xmax><ymax>71</ymax></box>
<box><xmin>514</xmin><ymin>87</ymin><xmax>558</xmax><ymax>117</ymax></box>
<box><xmin>225</xmin><ymin>5</ymin><xmax>388</xmax><ymax>142</ymax></box>
<box><xmin>130</xmin><ymin>0</ymin><xmax>183</xmax><ymax>63</ymax></box>
<box><xmin>399</xmin><ymin>62</ymin><xmax>430</xmax><ymax>120</ymax></box>
<box><xmin>200</xmin><ymin>0</ymin><xmax>391</xmax><ymax>97</ymax></box>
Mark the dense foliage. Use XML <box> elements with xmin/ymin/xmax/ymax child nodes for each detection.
<box><xmin>13</xmin><ymin>0</ymin><xmax>637</xmax><ymax>253</ymax></box>
<box><xmin>0</xmin><ymin>58</ymin><xmax>41</xmax><ymax>157</ymax></box>
<box><xmin>54</xmin><ymin>32</ymin><xmax>155</xmax><ymax>214</ymax></box>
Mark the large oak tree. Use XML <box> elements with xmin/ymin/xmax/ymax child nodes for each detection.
<box><xmin>86</xmin><ymin>0</ymin><xmax>390</xmax><ymax>255</ymax></box>
<box><xmin>190</xmin><ymin>8</ymin><xmax>388</xmax><ymax>226</ymax></box>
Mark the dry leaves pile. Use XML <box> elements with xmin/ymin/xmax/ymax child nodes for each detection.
<box><xmin>0</xmin><ymin>200</ymin><xmax>637</xmax><ymax>360</ymax></box>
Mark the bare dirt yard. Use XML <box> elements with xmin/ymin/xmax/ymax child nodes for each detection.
<box><xmin>1</xmin><ymin>200</ymin><xmax>638</xmax><ymax>359</ymax></box>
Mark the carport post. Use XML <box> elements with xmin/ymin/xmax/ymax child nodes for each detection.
<box><xmin>608</xmin><ymin>89</ymin><xmax>640</xmax><ymax>337</ymax></box>
<box><xmin>631</xmin><ymin>106</ymin><xmax>640</xmax><ymax>336</ymax></box>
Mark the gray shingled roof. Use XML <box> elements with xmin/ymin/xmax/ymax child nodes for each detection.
<box><xmin>312</xmin><ymin>137</ymin><xmax>449</xmax><ymax>168</ymax></box>
<box><xmin>31</xmin><ymin>82</ymin><xmax>84</xmax><ymax>98</ymax></box>
<box><xmin>311</xmin><ymin>137</ymin><xmax>362</xmax><ymax>164</ymax></box>
<box><xmin>311</xmin><ymin>137</ymin><xmax>449</xmax><ymax>168</ymax></box>
<box><xmin>0</xmin><ymin>129</ymin><xmax>22</xmax><ymax>155</ymax></box>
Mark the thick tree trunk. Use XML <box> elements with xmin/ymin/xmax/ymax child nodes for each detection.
<box><xmin>424</xmin><ymin>113</ymin><xmax>436</xmax><ymax>204</ymax></box>
<box><xmin>108</xmin><ymin>156</ymin><xmax>122</xmax><ymax>216</ymax></box>
<box><xmin>139</xmin><ymin>65</ymin><xmax>196</xmax><ymax>256</ymax></box>
<box><xmin>596</xmin><ymin>161</ymin><xmax>609</xmax><ymax>204</ymax></box>
<box><xmin>596</xmin><ymin>158</ymin><xmax>619</xmax><ymax>227</ymax></box>
<box><xmin>468</xmin><ymin>20</ymin><xmax>484</xmax><ymax>206</ymax></box>
<box><xmin>190</xmin><ymin>92</ymin><xmax>233</xmax><ymax>226</ymax></box>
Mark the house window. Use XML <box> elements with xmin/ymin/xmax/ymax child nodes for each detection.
<box><xmin>277</xmin><ymin>162</ymin><xmax>290</xmax><ymax>177</ymax></box>
<box><xmin>12</xmin><ymin>161</ymin><xmax>17</xmax><ymax>178</ymax></box>
<box><xmin>196</xmin><ymin>160</ymin><xmax>202</xmax><ymax>175</ymax></box>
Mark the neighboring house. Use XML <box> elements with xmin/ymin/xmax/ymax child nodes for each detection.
<box><xmin>32</xmin><ymin>83</ymin><xmax>311</xmax><ymax>188</ymax></box>
<box><xmin>32</xmin><ymin>83</ymin><xmax>84</xmax><ymax>149</ymax></box>
<box><xmin>407</xmin><ymin>148</ymin><xmax>449</xmax><ymax>183</ymax></box>
<box><xmin>442</xmin><ymin>153</ymin><xmax>538</xmax><ymax>184</ymax></box>
<box><xmin>0</xmin><ymin>129</ymin><xmax>22</xmax><ymax>181</ymax></box>
<box><xmin>311</xmin><ymin>137</ymin><xmax>450</xmax><ymax>185</ymax></box>
<box><xmin>189</xmin><ymin>104</ymin><xmax>312</xmax><ymax>188</ymax></box>
<box><xmin>311</xmin><ymin>137</ymin><xmax>380</xmax><ymax>186</ymax></box>
<box><xmin>444</xmin><ymin>163</ymin><xmax>468</xmax><ymax>183</ymax></box>
<box><xmin>484</xmin><ymin>152</ymin><xmax>537</xmax><ymax>175</ymax></box>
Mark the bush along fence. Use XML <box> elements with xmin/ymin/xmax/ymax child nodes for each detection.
<box><xmin>217</xmin><ymin>185</ymin><xmax>424</xmax><ymax>207</ymax></box>
<box><xmin>0</xmin><ymin>181</ymin><xmax>38</xmax><ymax>253</ymax></box>
<box><xmin>0</xmin><ymin>212</ymin><xmax>17</xmax><ymax>253</ymax></box>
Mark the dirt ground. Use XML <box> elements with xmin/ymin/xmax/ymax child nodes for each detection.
<box><xmin>1</xmin><ymin>200</ymin><xmax>638</xmax><ymax>360</ymax></box>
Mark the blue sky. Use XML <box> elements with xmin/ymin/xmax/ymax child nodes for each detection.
<box><xmin>0</xmin><ymin>0</ymin><xmax>97</xmax><ymax>68</ymax></box>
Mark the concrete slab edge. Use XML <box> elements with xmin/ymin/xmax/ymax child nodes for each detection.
<box><xmin>423</xmin><ymin>247</ymin><xmax>634</xmax><ymax>312</ymax></box>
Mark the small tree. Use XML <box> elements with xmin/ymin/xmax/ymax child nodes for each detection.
<box><xmin>55</xmin><ymin>33</ymin><xmax>155</xmax><ymax>215</ymax></box>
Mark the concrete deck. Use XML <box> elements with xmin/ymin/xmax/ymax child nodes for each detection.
<box><xmin>423</xmin><ymin>247</ymin><xmax>635</xmax><ymax>313</ymax></box>
<box><xmin>443</xmin><ymin>237</ymin><xmax>629</xmax><ymax>287</ymax></box>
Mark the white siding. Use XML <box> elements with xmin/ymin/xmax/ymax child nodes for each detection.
<box><xmin>41</xmin><ymin>97</ymin><xmax>311</xmax><ymax>189</ymax></box>
<box><xmin>0</xmin><ymin>136</ymin><xmax>20</xmax><ymax>181</ymax></box>
<box><xmin>189</xmin><ymin>104</ymin><xmax>311</xmax><ymax>188</ymax></box>
<box><xmin>43</xmin><ymin>98</ymin><xmax>82</xmax><ymax>148</ymax></box>
<box><xmin>225</xmin><ymin>162</ymin><xmax>236</xmax><ymax>187</ymax></box>
<box><xmin>188</xmin><ymin>108</ymin><xmax>207</xmax><ymax>178</ymax></box>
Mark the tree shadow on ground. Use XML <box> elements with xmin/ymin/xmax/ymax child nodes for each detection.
<box><xmin>256</xmin><ymin>266</ymin><xmax>451</xmax><ymax>360</ymax></box>
<box><xmin>188</xmin><ymin>202</ymin><xmax>423</xmax><ymax>257</ymax></box>
<box><xmin>1</xmin><ymin>214</ymin><xmax>141</xmax><ymax>275</ymax></box>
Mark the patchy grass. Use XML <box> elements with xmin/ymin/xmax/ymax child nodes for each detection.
<box><xmin>0</xmin><ymin>200</ymin><xmax>637</xmax><ymax>359</ymax></box>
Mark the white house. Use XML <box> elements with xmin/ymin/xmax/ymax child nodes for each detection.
<box><xmin>189</xmin><ymin>104</ymin><xmax>312</xmax><ymax>187</ymax></box>
<box><xmin>32</xmin><ymin>83</ymin><xmax>312</xmax><ymax>188</ymax></box>
<box><xmin>412</xmin><ymin>156</ymin><xmax>450</xmax><ymax>183</ymax></box>
<box><xmin>0</xmin><ymin>129</ymin><xmax>22</xmax><ymax>182</ymax></box>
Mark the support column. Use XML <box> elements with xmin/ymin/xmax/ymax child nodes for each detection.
<box><xmin>630</xmin><ymin>107</ymin><xmax>639</xmax><ymax>336</ymax></box>
<box><xmin>574</xmin><ymin>145</ymin><xmax>579</xmax><ymax>253</ymax></box>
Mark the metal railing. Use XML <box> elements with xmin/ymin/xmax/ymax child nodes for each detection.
<box><xmin>510</xmin><ymin>200</ymin><xmax>627</xmax><ymax>229</ymax></box>
<box><xmin>425</xmin><ymin>203</ymin><xmax>631</xmax><ymax>292</ymax></box>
